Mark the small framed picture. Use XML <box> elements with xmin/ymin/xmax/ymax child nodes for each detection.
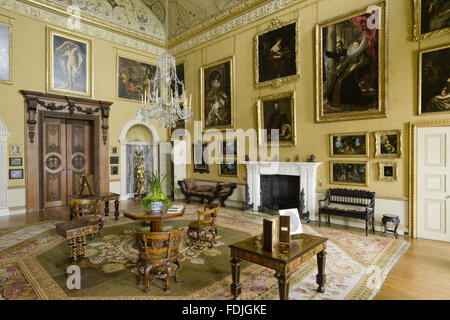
<box><xmin>9</xmin><ymin>144</ymin><xmax>21</xmax><ymax>156</ymax></box>
<box><xmin>330</xmin><ymin>160</ymin><xmax>368</xmax><ymax>186</ymax></box>
<box><xmin>110</xmin><ymin>165</ymin><xmax>119</xmax><ymax>175</ymax></box>
<box><xmin>9</xmin><ymin>169</ymin><xmax>23</xmax><ymax>180</ymax></box>
<box><xmin>9</xmin><ymin>157</ymin><xmax>22</xmax><ymax>166</ymax></box>
<box><xmin>110</xmin><ymin>156</ymin><xmax>119</xmax><ymax>165</ymax></box>
<box><xmin>110</xmin><ymin>146</ymin><xmax>118</xmax><ymax>155</ymax></box>
<box><xmin>378</xmin><ymin>162</ymin><xmax>398</xmax><ymax>182</ymax></box>
<box><xmin>219</xmin><ymin>159</ymin><xmax>239</xmax><ymax>177</ymax></box>
<box><xmin>374</xmin><ymin>130</ymin><xmax>402</xmax><ymax>158</ymax></box>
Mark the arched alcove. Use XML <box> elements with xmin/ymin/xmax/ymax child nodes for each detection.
<box><xmin>0</xmin><ymin>117</ymin><xmax>10</xmax><ymax>215</ymax></box>
<box><xmin>118</xmin><ymin>118</ymin><xmax>160</xmax><ymax>200</ymax></box>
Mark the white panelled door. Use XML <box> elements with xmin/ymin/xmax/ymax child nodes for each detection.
<box><xmin>417</xmin><ymin>126</ymin><xmax>450</xmax><ymax>242</ymax></box>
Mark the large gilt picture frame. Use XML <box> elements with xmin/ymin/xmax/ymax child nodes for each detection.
<box><xmin>330</xmin><ymin>160</ymin><xmax>369</xmax><ymax>186</ymax></box>
<box><xmin>0</xmin><ymin>23</ymin><xmax>12</xmax><ymax>85</ymax></box>
<box><xmin>47</xmin><ymin>27</ymin><xmax>92</xmax><ymax>97</ymax></box>
<box><xmin>254</xmin><ymin>18</ymin><xmax>299</xmax><ymax>87</ymax></box>
<box><xmin>315</xmin><ymin>1</ymin><xmax>388</xmax><ymax>122</ymax></box>
<box><xmin>413</xmin><ymin>0</ymin><xmax>450</xmax><ymax>41</ymax></box>
<box><xmin>192</xmin><ymin>142</ymin><xmax>209</xmax><ymax>173</ymax></box>
<box><xmin>418</xmin><ymin>44</ymin><xmax>450</xmax><ymax>115</ymax></box>
<box><xmin>116</xmin><ymin>54</ymin><xmax>156</xmax><ymax>103</ymax></box>
<box><xmin>257</xmin><ymin>90</ymin><xmax>296</xmax><ymax>147</ymax></box>
<box><xmin>200</xmin><ymin>56</ymin><xmax>235</xmax><ymax>132</ymax></box>
<box><xmin>330</xmin><ymin>132</ymin><xmax>369</xmax><ymax>157</ymax></box>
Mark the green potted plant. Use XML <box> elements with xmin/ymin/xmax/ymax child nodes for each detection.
<box><xmin>142</xmin><ymin>172</ymin><xmax>171</xmax><ymax>212</ymax></box>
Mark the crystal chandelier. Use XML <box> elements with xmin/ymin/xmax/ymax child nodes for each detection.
<box><xmin>140</xmin><ymin>51</ymin><xmax>192</xmax><ymax>129</ymax></box>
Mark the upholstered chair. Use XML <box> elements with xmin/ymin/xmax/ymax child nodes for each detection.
<box><xmin>135</xmin><ymin>231</ymin><xmax>183</xmax><ymax>293</ymax></box>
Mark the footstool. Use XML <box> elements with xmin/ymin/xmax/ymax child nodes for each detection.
<box><xmin>382</xmin><ymin>214</ymin><xmax>400</xmax><ymax>239</ymax></box>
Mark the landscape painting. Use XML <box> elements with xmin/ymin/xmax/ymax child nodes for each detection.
<box><xmin>330</xmin><ymin>132</ymin><xmax>369</xmax><ymax>157</ymax></box>
<box><xmin>117</xmin><ymin>55</ymin><xmax>156</xmax><ymax>102</ymax></box>
<box><xmin>219</xmin><ymin>160</ymin><xmax>238</xmax><ymax>177</ymax></box>
<box><xmin>419</xmin><ymin>45</ymin><xmax>450</xmax><ymax>114</ymax></box>
<box><xmin>316</xmin><ymin>2</ymin><xmax>388</xmax><ymax>122</ymax></box>
<box><xmin>330</xmin><ymin>161</ymin><xmax>368</xmax><ymax>186</ymax></box>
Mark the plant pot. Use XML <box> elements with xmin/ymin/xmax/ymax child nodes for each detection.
<box><xmin>151</xmin><ymin>201</ymin><xmax>164</xmax><ymax>212</ymax></box>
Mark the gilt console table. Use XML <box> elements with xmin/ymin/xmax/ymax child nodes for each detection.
<box><xmin>229</xmin><ymin>233</ymin><xmax>328</xmax><ymax>300</ymax></box>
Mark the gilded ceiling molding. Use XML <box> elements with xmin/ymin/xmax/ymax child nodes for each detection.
<box><xmin>169</xmin><ymin>0</ymin><xmax>306</xmax><ymax>55</ymax></box>
<box><xmin>0</xmin><ymin>0</ymin><xmax>166</xmax><ymax>54</ymax></box>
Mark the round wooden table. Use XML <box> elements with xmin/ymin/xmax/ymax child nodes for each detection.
<box><xmin>121</xmin><ymin>205</ymin><xmax>185</xmax><ymax>232</ymax></box>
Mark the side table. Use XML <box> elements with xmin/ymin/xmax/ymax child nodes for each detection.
<box><xmin>382</xmin><ymin>214</ymin><xmax>400</xmax><ymax>239</ymax></box>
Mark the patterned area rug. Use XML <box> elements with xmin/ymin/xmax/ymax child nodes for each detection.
<box><xmin>0</xmin><ymin>203</ymin><xmax>409</xmax><ymax>300</ymax></box>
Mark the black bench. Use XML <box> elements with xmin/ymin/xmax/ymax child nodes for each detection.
<box><xmin>318</xmin><ymin>188</ymin><xmax>375</xmax><ymax>236</ymax></box>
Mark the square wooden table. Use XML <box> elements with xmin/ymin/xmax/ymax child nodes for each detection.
<box><xmin>122</xmin><ymin>205</ymin><xmax>185</xmax><ymax>232</ymax></box>
<box><xmin>229</xmin><ymin>233</ymin><xmax>328</xmax><ymax>300</ymax></box>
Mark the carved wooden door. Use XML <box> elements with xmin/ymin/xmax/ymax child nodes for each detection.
<box><xmin>42</xmin><ymin>118</ymin><xmax>93</xmax><ymax>208</ymax></box>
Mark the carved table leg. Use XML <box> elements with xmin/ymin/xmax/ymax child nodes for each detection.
<box><xmin>382</xmin><ymin>217</ymin><xmax>388</xmax><ymax>237</ymax></box>
<box><xmin>275</xmin><ymin>271</ymin><xmax>290</xmax><ymax>300</ymax></box>
<box><xmin>104</xmin><ymin>200</ymin><xmax>109</xmax><ymax>216</ymax></box>
<box><xmin>230</xmin><ymin>258</ymin><xmax>241</xmax><ymax>300</ymax></box>
<box><xmin>114</xmin><ymin>200</ymin><xmax>120</xmax><ymax>220</ymax></box>
<box><xmin>316</xmin><ymin>250</ymin><xmax>327</xmax><ymax>293</ymax></box>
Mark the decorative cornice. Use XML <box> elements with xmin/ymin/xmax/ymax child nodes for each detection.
<box><xmin>0</xmin><ymin>0</ymin><xmax>166</xmax><ymax>55</ymax></box>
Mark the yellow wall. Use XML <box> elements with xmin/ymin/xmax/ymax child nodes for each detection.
<box><xmin>177</xmin><ymin>0</ymin><xmax>450</xmax><ymax>198</ymax></box>
<box><xmin>0</xmin><ymin>8</ymin><xmax>168</xmax><ymax>187</ymax></box>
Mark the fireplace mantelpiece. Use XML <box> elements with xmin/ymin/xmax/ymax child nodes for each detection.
<box><xmin>244</xmin><ymin>161</ymin><xmax>321</xmax><ymax>220</ymax></box>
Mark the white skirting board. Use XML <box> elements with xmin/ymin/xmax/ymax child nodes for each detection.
<box><xmin>2</xmin><ymin>187</ymin><xmax>27</xmax><ymax>216</ymax></box>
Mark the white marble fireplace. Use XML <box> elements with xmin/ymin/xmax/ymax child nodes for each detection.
<box><xmin>245</xmin><ymin>161</ymin><xmax>321</xmax><ymax>220</ymax></box>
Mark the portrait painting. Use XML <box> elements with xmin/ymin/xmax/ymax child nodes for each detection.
<box><xmin>378</xmin><ymin>162</ymin><xmax>398</xmax><ymax>182</ymax></box>
<box><xmin>413</xmin><ymin>0</ymin><xmax>450</xmax><ymax>40</ymax></box>
<box><xmin>9</xmin><ymin>169</ymin><xmax>23</xmax><ymax>180</ymax></box>
<box><xmin>47</xmin><ymin>27</ymin><xmax>91</xmax><ymax>97</ymax></box>
<box><xmin>169</xmin><ymin>63</ymin><xmax>187</xmax><ymax>138</ymax></box>
<box><xmin>316</xmin><ymin>1</ymin><xmax>388</xmax><ymax>122</ymax></box>
<box><xmin>201</xmin><ymin>57</ymin><xmax>234</xmax><ymax>131</ymax></box>
<box><xmin>257</xmin><ymin>91</ymin><xmax>296</xmax><ymax>147</ymax></box>
<box><xmin>330</xmin><ymin>161</ymin><xmax>368</xmax><ymax>186</ymax></box>
<box><xmin>110</xmin><ymin>166</ymin><xmax>119</xmax><ymax>176</ymax></box>
<box><xmin>418</xmin><ymin>45</ymin><xmax>450</xmax><ymax>114</ymax></box>
<box><xmin>117</xmin><ymin>55</ymin><xmax>156</xmax><ymax>102</ymax></box>
<box><xmin>255</xmin><ymin>19</ymin><xmax>298</xmax><ymax>87</ymax></box>
<box><xmin>9</xmin><ymin>144</ymin><xmax>21</xmax><ymax>156</ymax></box>
<box><xmin>219</xmin><ymin>160</ymin><xmax>238</xmax><ymax>177</ymax></box>
<box><xmin>192</xmin><ymin>142</ymin><xmax>209</xmax><ymax>173</ymax></box>
<box><xmin>110</xmin><ymin>146</ymin><xmax>118</xmax><ymax>155</ymax></box>
<box><xmin>9</xmin><ymin>157</ymin><xmax>22</xmax><ymax>167</ymax></box>
<box><xmin>330</xmin><ymin>132</ymin><xmax>369</xmax><ymax>157</ymax></box>
<box><xmin>0</xmin><ymin>23</ymin><xmax>11</xmax><ymax>84</ymax></box>
<box><xmin>375</xmin><ymin>130</ymin><xmax>402</xmax><ymax>158</ymax></box>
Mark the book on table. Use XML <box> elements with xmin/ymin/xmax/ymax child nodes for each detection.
<box><xmin>167</xmin><ymin>205</ymin><xmax>184</xmax><ymax>214</ymax></box>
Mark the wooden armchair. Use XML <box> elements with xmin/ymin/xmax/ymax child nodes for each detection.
<box><xmin>187</xmin><ymin>204</ymin><xmax>219</xmax><ymax>249</ymax></box>
<box><xmin>135</xmin><ymin>231</ymin><xmax>183</xmax><ymax>293</ymax></box>
<box><xmin>69</xmin><ymin>199</ymin><xmax>103</xmax><ymax>237</ymax></box>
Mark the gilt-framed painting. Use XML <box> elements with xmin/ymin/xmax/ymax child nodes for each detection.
<box><xmin>47</xmin><ymin>27</ymin><xmax>92</xmax><ymax>97</ymax></box>
<box><xmin>330</xmin><ymin>160</ymin><xmax>369</xmax><ymax>186</ymax></box>
<box><xmin>9</xmin><ymin>144</ymin><xmax>21</xmax><ymax>156</ymax></box>
<box><xmin>192</xmin><ymin>142</ymin><xmax>209</xmax><ymax>173</ymax></box>
<box><xmin>169</xmin><ymin>62</ymin><xmax>188</xmax><ymax>138</ymax></box>
<box><xmin>330</xmin><ymin>132</ymin><xmax>369</xmax><ymax>157</ymax></box>
<box><xmin>315</xmin><ymin>1</ymin><xmax>388</xmax><ymax>122</ymax></box>
<box><xmin>413</xmin><ymin>0</ymin><xmax>450</xmax><ymax>40</ymax></box>
<box><xmin>200</xmin><ymin>56</ymin><xmax>234</xmax><ymax>132</ymax></box>
<box><xmin>0</xmin><ymin>23</ymin><xmax>12</xmax><ymax>84</ymax></box>
<box><xmin>219</xmin><ymin>159</ymin><xmax>239</xmax><ymax>177</ymax></box>
<box><xmin>418</xmin><ymin>44</ymin><xmax>450</xmax><ymax>115</ymax></box>
<box><xmin>220</xmin><ymin>139</ymin><xmax>237</xmax><ymax>157</ymax></box>
<box><xmin>257</xmin><ymin>90</ymin><xmax>296</xmax><ymax>147</ymax></box>
<box><xmin>374</xmin><ymin>130</ymin><xmax>402</xmax><ymax>158</ymax></box>
<box><xmin>117</xmin><ymin>55</ymin><xmax>156</xmax><ymax>102</ymax></box>
<box><xmin>378</xmin><ymin>161</ymin><xmax>398</xmax><ymax>182</ymax></box>
<box><xmin>255</xmin><ymin>18</ymin><xmax>299</xmax><ymax>87</ymax></box>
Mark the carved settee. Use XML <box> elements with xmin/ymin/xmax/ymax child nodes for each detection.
<box><xmin>178</xmin><ymin>178</ymin><xmax>237</xmax><ymax>207</ymax></box>
<box><xmin>318</xmin><ymin>188</ymin><xmax>375</xmax><ymax>236</ymax></box>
